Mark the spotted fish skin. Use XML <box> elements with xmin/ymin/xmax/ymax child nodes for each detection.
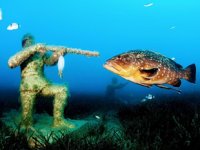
<box><xmin>104</xmin><ymin>50</ymin><xmax>196</xmax><ymax>88</ymax></box>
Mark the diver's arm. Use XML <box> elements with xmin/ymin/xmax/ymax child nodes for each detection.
<box><xmin>8</xmin><ymin>44</ymin><xmax>45</xmax><ymax>68</ymax></box>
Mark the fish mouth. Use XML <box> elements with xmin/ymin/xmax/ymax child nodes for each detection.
<box><xmin>103</xmin><ymin>62</ymin><xmax>121</xmax><ymax>74</ymax></box>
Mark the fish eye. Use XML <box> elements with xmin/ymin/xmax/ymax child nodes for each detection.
<box><xmin>117</xmin><ymin>55</ymin><xmax>121</xmax><ymax>59</ymax></box>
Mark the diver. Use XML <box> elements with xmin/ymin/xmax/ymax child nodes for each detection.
<box><xmin>105</xmin><ymin>77</ymin><xmax>128</xmax><ymax>101</ymax></box>
<box><xmin>8</xmin><ymin>33</ymin><xmax>99</xmax><ymax>128</ymax></box>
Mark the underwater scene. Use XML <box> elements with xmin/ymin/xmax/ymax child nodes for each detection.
<box><xmin>0</xmin><ymin>0</ymin><xmax>200</xmax><ymax>149</ymax></box>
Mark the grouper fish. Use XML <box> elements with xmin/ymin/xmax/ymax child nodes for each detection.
<box><xmin>104</xmin><ymin>50</ymin><xmax>196</xmax><ymax>93</ymax></box>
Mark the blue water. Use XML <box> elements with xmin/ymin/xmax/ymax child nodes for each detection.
<box><xmin>0</xmin><ymin>0</ymin><xmax>199</xmax><ymax>99</ymax></box>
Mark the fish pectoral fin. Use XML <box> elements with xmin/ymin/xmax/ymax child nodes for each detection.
<box><xmin>142</xmin><ymin>76</ymin><xmax>151</xmax><ymax>80</ymax></box>
<box><xmin>139</xmin><ymin>68</ymin><xmax>158</xmax><ymax>78</ymax></box>
<box><xmin>170</xmin><ymin>79</ymin><xmax>181</xmax><ymax>87</ymax></box>
<box><xmin>156</xmin><ymin>84</ymin><xmax>171</xmax><ymax>90</ymax></box>
<box><xmin>156</xmin><ymin>84</ymin><xmax>182</xmax><ymax>94</ymax></box>
<box><xmin>140</xmin><ymin>83</ymin><xmax>152</xmax><ymax>88</ymax></box>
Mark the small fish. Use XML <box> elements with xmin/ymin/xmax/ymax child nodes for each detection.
<box><xmin>104</xmin><ymin>50</ymin><xmax>196</xmax><ymax>93</ymax></box>
<box><xmin>7</xmin><ymin>23</ymin><xmax>20</xmax><ymax>30</ymax></box>
<box><xmin>0</xmin><ymin>8</ymin><xmax>2</xmax><ymax>20</ymax></box>
<box><xmin>145</xmin><ymin>94</ymin><xmax>155</xmax><ymax>100</ymax></box>
<box><xmin>95</xmin><ymin>115</ymin><xmax>101</xmax><ymax>120</ymax></box>
<box><xmin>171</xmin><ymin>57</ymin><xmax>175</xmax><ymax>61</ymax></box>
<box><xmin>58</xmin><ymin>55</ymin><xmax>65</xmax><ymax>78</ymax></box>
<box><xmin>169</xmin><ymin>26</ymin><xmax>176</xmax><ymax>30</ymax></box>
<box><xmin>144</xmin><ymin>3</ymin><xmax>154</xmax><ymax>7</ymax></box>
<box><xmin>141</xmin><ymin>99</ymin><xmax>147</xmax><ymax>102</ymax></box>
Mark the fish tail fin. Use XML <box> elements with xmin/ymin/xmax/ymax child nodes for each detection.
<box><xmin>183</xmin><ymin>64</ymin><xmax>196</xmax><ymax>83</ymax></box>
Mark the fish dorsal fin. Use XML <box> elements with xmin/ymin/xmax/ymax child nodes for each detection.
<box><xmin>174</xmin><ymin>62</ymin><xmax>182</xmax><ymax>69</ymax></box>
<box><xmin>139</xmin><ymin>68</ymin><xmax>158</xmax><ymax>77</ymax></box>
<box><xmin>171</xmin><ymin>79</ymin><xmax>181</xmax><ymax>87</ymax></box>
<box><xmin>169</xmin><ymin>59</ymin><xmax>183</xmax><ymax>69</ymax></box>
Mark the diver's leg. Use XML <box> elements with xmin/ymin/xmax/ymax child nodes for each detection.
<box><xmin>40</xmin><ymin>85</ymin><xmax>75</xmax><ymax>128</ymax></box>
<box><xmin>20</xmin><ymin>91</ymin><xmax>36</xmax><ymax>127</ymax></box>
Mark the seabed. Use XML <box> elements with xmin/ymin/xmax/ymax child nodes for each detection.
<box><xmin>1</xmin><ymin>93</ymin><xmax>200</xmax><ymax>150</ymax></box>
<box><xmin>1</xmin><ymin>109</ymin><xmax>90</xmax><ymax>148</ymax></box>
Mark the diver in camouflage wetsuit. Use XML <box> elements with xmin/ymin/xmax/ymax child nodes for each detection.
<box><xmin>8</xmin><ymin>34</ymin><xmax>99</xmax><ymax>128</ymax></box>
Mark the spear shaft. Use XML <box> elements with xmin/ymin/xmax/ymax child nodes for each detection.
<box><xmin>45</xmin><ymin>45</ymin><xmax>99</xmax><ymax>57</ymax></box>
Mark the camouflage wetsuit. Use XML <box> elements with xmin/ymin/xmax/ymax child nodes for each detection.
<box><xmin>8</xmin><ymin>34</ymin><xmax>73</xmax><ymax>128</ymax></box>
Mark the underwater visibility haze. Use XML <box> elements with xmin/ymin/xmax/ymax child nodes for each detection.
<box><xmin>0</xmin><ymin>0</ymin><xmax>200</xmax><ymax>94</ymax></box>
<box><xmin>0</xmin><ymin>0</ymin><xmax>200</xmax><ymax>96</ymax></box>
<box><xmin>0</xmin><ymin>0</ymin><xmax>200</xmax><ymax>149</ymax></box>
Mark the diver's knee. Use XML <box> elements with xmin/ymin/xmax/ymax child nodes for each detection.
<box><xmin>61</xmin><ymin>86</ymin><xmax>68</xmax><ymax>93</ymax></box>
<box><xmin>58</xmin><ymin>86</ymin><xmax>68</xmax><ymax>94</ymax></box>
<box><xmin>55</xmin><ymin>86</ymin><xmax>68</xmax><ymax>97</ymax></box>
